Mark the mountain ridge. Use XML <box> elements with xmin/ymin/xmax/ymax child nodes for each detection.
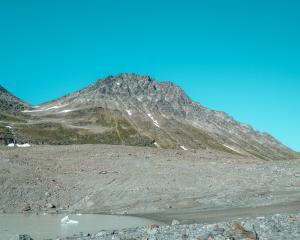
<box><xmin>0</xmin><ymin>74</ymin><xmax>298</xmax><ymax>160</ymax></box>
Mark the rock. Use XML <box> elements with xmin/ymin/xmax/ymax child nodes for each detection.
<box><xmin>45</xmin><ymin>203</ymin><xmax>56</xmax><ymax>209</ymax></box>
<box><xmin>147</xmin><ymin>224</ymin><xmax>159</xmax><ymax>230</ymax></box>
<box><xmin>18</xmin><ymin>234</ymin><xmax>34</xmax><ymax>240</ymax></box>
<box><xmin>171</xmin><ymin>219</ymin><xmax>180</xmax><ymax>225</ymax></box>
<box><xmin>232</xmin><ymin>222</ymin><xmax>257</xmax><ymax>240</ymax></box>
<box><xmin>95</xmin><ymin>231</ymin><xmax>106</xmax><ymax>237</ymax></box>
<box><xmin>146</xmin><ymin>224</ymin><xmax>159</xmax><ymax>235</ymax></box>
<box><xmin>22</xmin><ymin>204</ymin><xmax>31</xmax><ymax>212</ymax></box>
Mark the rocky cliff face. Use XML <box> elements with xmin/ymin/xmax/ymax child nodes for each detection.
<box><xmin>0</xmin><ymin>85</ymin><xmax>29</xmax><ymax>114</ymax></box>
<box><xmin>1</xmin><ymin>74</ymin><xmax>298</xmax><ymax>159</ymax></box>
<box><xmin>0</xmin><ymin>85</ymin><xmax>30</xmax><ymax>143</ymax></box>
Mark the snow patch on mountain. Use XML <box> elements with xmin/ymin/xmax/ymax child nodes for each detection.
<box><xmin>126</xmin><ymin>110</ymin><xmax>132</xmax><ymax>116</ymax></box>
<box><xmin>147</xmin><ymin>113</ymin><xmax>160</xmax><ymax>127</ymax></box>
<box><xmin>223</xmin><ymin>144</ymin><xmax>242</xmax><ymax>154</ymax></box>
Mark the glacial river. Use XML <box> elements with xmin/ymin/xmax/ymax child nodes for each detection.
<box><xmin>0</xmin><ymin>213</ymin><xmax>161</xmax><ymax>239</ymax></box>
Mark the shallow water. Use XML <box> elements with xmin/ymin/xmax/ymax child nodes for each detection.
<box><xmin>0</xmin><ymin>213</ymin><xmax>161</xmax><ymax>239</ymax></box>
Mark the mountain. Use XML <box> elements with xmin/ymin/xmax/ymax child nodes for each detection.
<box><xmin>1</xmin><ymin>74</ymin><xmax>298</xmax><ymax>159</ymax></box>
<box><xmin>0</xmin><ymin>85</ymin><xmax>30</xmax><ymax>123</ymax></box>
<box><xmin>0</xmin><ymin>85</ymin><xmax>30</xmax><ymax>144</ymax></box>
<box><xmin>0</xmin><ymin>85</ymin><xmax>29</xmax><ymax>115</ymax></box>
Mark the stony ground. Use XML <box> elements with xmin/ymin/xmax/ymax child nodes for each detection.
<box><xmin>60</xmin><ymin>212</ymin><xmax>300</xmax><ymax>240</ymax></box>
<box><xmin>1</xmin><ymin>144</ymin><xmax>300</xmax><ymax>239</ymax></box>
<box><xmin>1</xmin><ymin>145</ymin><xmax>300</xmax><ymax>219</ymax></box>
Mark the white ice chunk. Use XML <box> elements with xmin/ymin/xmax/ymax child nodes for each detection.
<box><xmin>60</xmin><ymin>216</ymin><xmax>69</xmax><ymax>223</ymax></box>
<box><xmin>61</xmin><ymin>216</ymin><xmax>79</xmax><ymax>225</ymax></box>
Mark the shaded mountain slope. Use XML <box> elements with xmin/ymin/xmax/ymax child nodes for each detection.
<box><xmin>0</xmin><ymin>85</ymin><xmax>30</xmax><ymax>144</ymax></box>
<box><xmin>0</xmin><ymin>85</ymin><xmax>29</xmax><ymax>119</ymax></box>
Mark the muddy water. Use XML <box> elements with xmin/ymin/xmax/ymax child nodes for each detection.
<box><xmin>0</xmin><ymin>214</ymin><xmax>161</xmax><ymax>239</ymax></box>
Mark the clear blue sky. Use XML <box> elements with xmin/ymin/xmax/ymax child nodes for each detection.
<box><xmin>0</xmin><ymin>0</ymin><xmax>299</xmax><ymax>151</ymax></box>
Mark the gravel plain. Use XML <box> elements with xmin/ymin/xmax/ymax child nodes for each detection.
<box><xmin>1</xmin><ymin>144</ymin><xmax>300</xmax><ymax>239</ymax></box>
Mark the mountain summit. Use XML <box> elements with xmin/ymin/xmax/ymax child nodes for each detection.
<box><xmin>52</xmin><ymin>73</ymin><xmax>193</xmax><ymax>116</ymax></box>
<box><xmin>1</xmin><ymin>74</ymin><xmax>297</xmax><ymax>159</ymax></box>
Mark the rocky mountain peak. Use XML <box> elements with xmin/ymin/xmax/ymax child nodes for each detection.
<box><xmin>83</xmin><ymin>73</ymin><xmax>192</xmax><ymax>109</ymax></box>
<box><xmin>90</xmin><ymin>73</ymin><xmax>154</xmax><ymax>93</ymax></box>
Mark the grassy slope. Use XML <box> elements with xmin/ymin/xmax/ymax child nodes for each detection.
<box><xmin>13</xmin><ymin>108</ymin><xmax>154</xmax><ymax>146</ymax></box>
